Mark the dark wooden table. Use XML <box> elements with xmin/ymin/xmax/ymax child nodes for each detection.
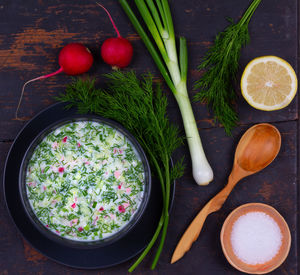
<box><xmin>0</xmin><ymin>0</ymin><xmax>298</xmax><ymax>274</ymax></box>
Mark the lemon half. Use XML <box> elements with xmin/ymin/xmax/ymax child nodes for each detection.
<box><xmin>241</xmin><ymin>56</ymin><xmax>298</xmax><ymax>111</ymax></box>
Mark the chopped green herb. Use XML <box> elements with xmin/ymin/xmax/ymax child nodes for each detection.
<box><xmin>26</xmin><ymin>121</ymin><xmax>145</xmax><ymax>241</ymax></box>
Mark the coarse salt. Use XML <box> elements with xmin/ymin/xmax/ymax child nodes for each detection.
<box><xmin>230</xmin><ymin>211</ymin><xmax>282</xmax><ymax>265</ymax></box>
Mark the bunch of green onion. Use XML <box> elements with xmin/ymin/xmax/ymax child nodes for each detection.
<box><xmin>119</xmin><ymin>0</ymin><xmax>213</xmax><ymax>187</ymax></box>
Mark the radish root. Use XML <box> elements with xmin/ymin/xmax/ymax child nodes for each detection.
<box><xmin>15</xmin><ymin>67</ymin><xmax>63</xmax><ymax>120</ymax></box>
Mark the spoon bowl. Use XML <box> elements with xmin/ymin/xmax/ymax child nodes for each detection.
<box><xmin>235</xmin><ymin>123</ymin><xmax>281</xmax><ymax>173</ymax></box>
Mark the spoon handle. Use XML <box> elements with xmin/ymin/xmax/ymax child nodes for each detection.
<box><xmin>171</xmin><ymin>172</ymin><xmax>242</xmax><ymax>264</ymax></box>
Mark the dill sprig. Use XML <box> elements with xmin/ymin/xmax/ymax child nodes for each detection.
<box><xmin>57</xmin><ymin>70</ymin><xmax>185</xmax><ymax>271</ymax></box>
<box><xmin>194</xmin><ymin>0</ymin><xmax>262</xmax><ymax>135</ymax></box>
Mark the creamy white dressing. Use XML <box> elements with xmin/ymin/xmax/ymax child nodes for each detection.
<box><xmin>25</xmin><ymin>121</ymin><xmax>145</xmax><ymax>241</ymax></box>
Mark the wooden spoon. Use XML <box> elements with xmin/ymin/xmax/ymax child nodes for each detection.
<box><xmin>171</xmin><ymin>123</ymin><xmax>281</xmax><ymax>264</ymax></box>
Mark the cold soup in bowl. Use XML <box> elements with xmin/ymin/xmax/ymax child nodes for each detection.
<box><xmin>19</xmin><ymin>117</ymin><xmax>151</xmax><ymax>247</ymax></box>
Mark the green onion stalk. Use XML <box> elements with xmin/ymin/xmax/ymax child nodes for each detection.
<box><xmin>119</xmin><ymin>0</ymin><xmax>213</xmax><ymax>186</ymax></box>
<box><xmin>119</xmin><ymin>0</ymin><xmax>214</xmax><ymax>271</ymax></box>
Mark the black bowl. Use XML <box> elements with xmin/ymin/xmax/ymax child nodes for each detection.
<box><xmin>18</xmin><ymin>115</ymin><xmax>151</xmax><ymax>249</ymax></box>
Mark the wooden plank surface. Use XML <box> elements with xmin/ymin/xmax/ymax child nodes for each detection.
<box><xmin>0</xmin><ymin>0</ymin><xmax>298</xmax><ymax>274</ymax></box>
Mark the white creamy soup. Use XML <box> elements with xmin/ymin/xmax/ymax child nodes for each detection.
<box><xmin>25</xmin><ymin>121</ymin><xmax>145</xmax><ymax>241</ymax></box>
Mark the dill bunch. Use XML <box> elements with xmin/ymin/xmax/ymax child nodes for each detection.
<box><xmin>57</xmin><ymin>70</ymin><xmax>185</xmax><ymax>270</ymax></box>
<box><xmin>194</xmin><ymin>0</ymin><xmax>262</xmax><ymax>135</ymax></box>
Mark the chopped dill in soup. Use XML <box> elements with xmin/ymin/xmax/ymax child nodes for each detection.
<box><xmin>25</xmin><ymin>121</ymin><xmax>145</xmax><ymax>241</ymax></box>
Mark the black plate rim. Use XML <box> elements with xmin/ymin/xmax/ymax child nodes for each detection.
<box><xmin>3</xmin><ymin>102</ymin><xmax>176</xmax><ymax>269</ymax></box>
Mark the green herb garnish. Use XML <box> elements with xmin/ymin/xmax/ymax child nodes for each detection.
<box><xmin>194</xmin><ymin>0</ymin><xmax>262</xmax><ymax>135</ymax></box>
<box><xmin>57</xmin><ymin>71</ymin><xmax>185</xmax><ymax>271</ymax></box>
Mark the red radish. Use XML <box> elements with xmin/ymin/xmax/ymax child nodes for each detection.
<box><xmin>97</xmin><ymin>3</ymin><xmax>133</xmax><ymax>69</ymax></box>
<box><xmin>15</xmin><ymin>43</ymin><xmax>94</xmax><ymax>120</ymax></box>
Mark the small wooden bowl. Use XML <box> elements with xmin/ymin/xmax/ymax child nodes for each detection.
<box><xmin>220</xmin><ymin>203</ymin><xmax>291</xmax><ymax>274</ymax></box>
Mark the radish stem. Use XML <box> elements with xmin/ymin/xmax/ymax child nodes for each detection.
<box><xmin>96</xmin><ymin>2</ymin><xmax>121</xmax><ymax>38</ymax></box>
